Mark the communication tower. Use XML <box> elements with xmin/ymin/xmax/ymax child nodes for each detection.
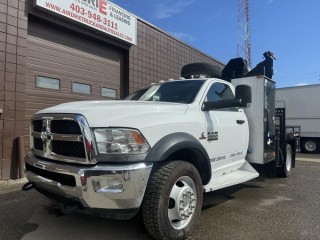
<box><xmin>237</xmin><ymin>0</ymin><xmax>252</xmax><ymax>68</ymax></box>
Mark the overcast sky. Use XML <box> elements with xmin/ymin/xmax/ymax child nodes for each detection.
<box><xmin>112</xmin><ymin>0</ymin><xmax>320</xmax><ymax>88</ymax></box>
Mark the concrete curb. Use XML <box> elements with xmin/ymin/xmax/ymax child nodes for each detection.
<box><xmin>0</xmin><ymin>177</ymin><xmax>28</xmax><ymax>185</ymax></box>
<box><xmin>296</xmin><ymin>153</ymin><xmax>320</xmax><ymax>163</ymax></box>
<box><xmin>296</xmin><ymin>158</ymin><xmax>320</xmax><ymax>163</ymax></box>
<box><xmin>0</xmin><ymin>177</ymin><xmax>28</xmax><ymax>194</ymax></box>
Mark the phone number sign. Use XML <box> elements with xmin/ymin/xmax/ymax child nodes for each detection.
<box><xmin>35</xmin><ymin>0</ymin><xmax>137</xmax><ymax>45</ymax></box>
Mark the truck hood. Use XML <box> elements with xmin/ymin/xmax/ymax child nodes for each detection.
<box><xmin>36</xmin><ymin>100</ymin><xmax>189</xmax><ymax>128</ymax></box>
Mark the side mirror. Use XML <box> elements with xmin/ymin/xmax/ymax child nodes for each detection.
<box><xmin>235</xmin><ymin>85</ymin><xmax>251</xmax><ymax>108</ymax></box>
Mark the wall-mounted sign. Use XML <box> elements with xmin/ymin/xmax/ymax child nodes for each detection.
<box><xmin>35</xmin><ymin>0</ymin><xmax>137</xmax><ymax>45</ymax></box>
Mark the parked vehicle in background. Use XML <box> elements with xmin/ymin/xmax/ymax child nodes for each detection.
<box><xmin>276</xmin><ymin>84</ymin><xmax>320</xmax><ymax>153</ymax></box>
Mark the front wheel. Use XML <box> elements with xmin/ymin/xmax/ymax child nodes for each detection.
<box><xmin>142</xmin><ymin>161</ymin><xmax>203</xmax><ymax>240</ymax></box>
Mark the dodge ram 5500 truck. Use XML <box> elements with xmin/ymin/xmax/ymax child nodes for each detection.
<box><xmin>23</xmin><ymin>61</ymin><xmax>295</xmax><ymax>240</ymax></box>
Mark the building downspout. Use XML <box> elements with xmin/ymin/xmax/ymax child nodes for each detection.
<box><xmin>17</xmin><ymin>136</ymin><xmax>25</xmax><ymax>179</ymax></box>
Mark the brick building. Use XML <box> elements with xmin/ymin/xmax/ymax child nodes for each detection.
<box><xmin>0</xmin><ymin>0</ymin><xmax>224</xmax><ymax>179</ymax></box>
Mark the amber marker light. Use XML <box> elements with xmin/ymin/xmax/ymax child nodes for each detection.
<box><xmin>131</xmin><ymin>130</ymin><xmax>146</xmax><ymax>144</ymax></box>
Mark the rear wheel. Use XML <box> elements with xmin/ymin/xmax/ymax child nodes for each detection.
<box><xmin>142</xmin><ymin>161</ymin><xmax>203</xmax><ymax>240</ymax></box>
<box><xmin>301</xmin><ymin>138</ymin><xmax>319</xmax><ymax>153</ymax></box>
<box><xmin>277</xmin><ymin>144</ymin><xmax>292</xmax><ymax>177</ymax></box>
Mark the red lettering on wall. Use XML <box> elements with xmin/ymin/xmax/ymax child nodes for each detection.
<box><xmin>99</xmin><ymin>0</ymin><xmax>107</xmax><ymax>15</ymax></box>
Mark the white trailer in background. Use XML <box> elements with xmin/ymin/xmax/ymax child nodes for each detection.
<box><xmin>276</xmin><ymin>84</ymin><xmax>320</xmax><ymax>153</ymax></box>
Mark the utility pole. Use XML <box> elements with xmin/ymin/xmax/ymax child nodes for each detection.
<box><xmin>237</xmin><ymin>0</ymin><xmax>252</xmax><ymax>68</ymax></box>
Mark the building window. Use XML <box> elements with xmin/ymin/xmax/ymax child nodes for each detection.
<box><xmin>36</xmin><ymin>76</ymin><xmax>60</xmax><ymax>90</ymax></box>
<box><xmin>72</xmin><ymin>82</ymin><xmax>91</xmax><ymax>94</ymax></box>
<box><xmin>101</xmin><ymin>87</ymin><xmax>117</xmax><ymax>98</ymax></box>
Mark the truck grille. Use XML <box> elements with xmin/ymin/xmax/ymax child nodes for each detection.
<box><xmin>52</xmin><ymin>140</ymin><xmax>86</xmax><ymax>158</ymax></box>
<box><xmin>30</xmin><ymin>114</ymin><xmax>96</xmax><ymax>164</ymax></box>
<box><xmin>33</xmin><ymin>120</ymin><xmax>43</xmax><ymax>132</ymax></box>
<box><xmin>34</xmin><ymin>138</ymin><xmax>43</xmax><ymax>151</ymax></box>
<box><xmin>51</xmin><ymin>120</ymin><xmax>82</xmax><ymax>134</ymax></box>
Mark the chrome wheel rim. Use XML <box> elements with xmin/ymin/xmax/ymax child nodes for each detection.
<box><xmin>286</xmin><ymin>145</ymin><xmax>292</xmax><ymax>172</ymax></box>
<box><xmin>168</xmin><ymin>176</ymin><xmax>197</xmax><ymax>230</ymax></box>
<box><xmin>305</xmin><ymin>141</ymin><xmax>317</xmax><ymax>152</ymax></box>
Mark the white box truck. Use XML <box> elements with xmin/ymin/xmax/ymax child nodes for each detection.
<box><xmin>276</xmin><ymin>84</ymin><xmax>320</xmax><ymax>153</ymax></box>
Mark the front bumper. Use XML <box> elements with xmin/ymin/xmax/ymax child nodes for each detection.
<box><xmin>24</xmin><ymin>152</ymin><xmax>152</xmax><ymax>216</ymax></box>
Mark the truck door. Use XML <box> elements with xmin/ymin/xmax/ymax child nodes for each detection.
<box><xmin>202</xmin><ymin>82</ymin><xmax>248</xmax><ymax>176</ymax></box>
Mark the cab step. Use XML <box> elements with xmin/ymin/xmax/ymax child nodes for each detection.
<box><xmin>203</xmin><ymin>161</ymin><xmax>259</xmax><ymax>192</ymax></box>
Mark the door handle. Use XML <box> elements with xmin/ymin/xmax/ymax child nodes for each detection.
<box><xmin>237</xmin><ymin>120</ymin><xmax>245</xmax><ymax>124</ymax></box>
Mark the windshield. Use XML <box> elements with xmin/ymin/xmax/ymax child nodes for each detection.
<box><xmin>138</xmin><ymin>80</ymin><xmax>205</xmax><ymax>104</ymax></box>
<box><xmin>124</xmin><ymin>88</ymin><xmax>149</xmax><ymax>100</ymax></box>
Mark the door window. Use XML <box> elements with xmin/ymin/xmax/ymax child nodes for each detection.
<box><xmin>206</xmin><ymin>82</ymin><xmax>235</xmax><ymax>102</ymax></box>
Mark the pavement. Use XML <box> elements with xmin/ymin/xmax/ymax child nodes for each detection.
<box><xmin>0</xmin><ymin>153</ymin><xmax>319</xmax><ymax>240</ymax></box>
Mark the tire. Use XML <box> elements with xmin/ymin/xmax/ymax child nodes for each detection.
<box><xmin>277</xmin><ymin>144</ymin><xmax>292</xmax><ymax>177</ymax></box>
<box><xmin>181</xmin><ymin>63</ymin><xmax>222</xmax><ymax>79</ymax></box>
<box><xmin>301</xmin><ymin>138</ymin><xmax>319</xmax><ymax>153</ymax></box>
<box><xmin>142</xmin><ymin>161</ymin><xmax>203</xmax><ymax>240</ymax></box>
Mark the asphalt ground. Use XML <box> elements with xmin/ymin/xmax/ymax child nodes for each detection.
<box><xmin>0</xmin><ymin>153</ymin><xmax>319</xmax><ymax>240</ymax></box>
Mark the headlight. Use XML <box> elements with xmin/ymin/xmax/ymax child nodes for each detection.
<box><xmin>93</xmin><ymin>128</ymin><xmax>149</xmax><ymax>154</ymax></box>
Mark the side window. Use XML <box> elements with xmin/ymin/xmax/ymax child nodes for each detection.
<box><xmin>36</xmin><ymin>76</ymin><xmax>60</xmax><ymax>90</ymax></box>
<box><xmin>72</xmin><ymin>82</ymin><xmax>91</xmax><ymax>95</ymax></box>
<box><xmin>206</xmin><ymin>82</ymin><xmax>235</xmax><ymax>102</ymax></box>
<box><xmin>101</xmin><ymin>87</ymin><xmax>117</xmax><ymax>98</ymax></box>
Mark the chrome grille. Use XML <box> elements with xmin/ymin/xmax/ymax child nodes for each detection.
<box><xmin>33</xmin><ymin>120</ymin><xmax>43</xmax><ymax>132</ymax></box>
<box><xmin>30</xmin><ymin>114</ymin><xmax>97</xmax><ymax>164</ymax></box>
<box><xmin>52</xmin><ymin>140</ymin><xmax>86</xmax><ymax>158</ymax></box>
<box><xmin>33</xmin><ymin>138</ymin><xmax>43</xmax><ymax>151</ymax></box>
<box><xmin>51</xmin><ymin>120</ymin><xmax>82</xmax><ymax>134</ymax></box>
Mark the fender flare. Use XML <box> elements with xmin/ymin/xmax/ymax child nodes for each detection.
<box><xmin>145</xmin><ymin>132</ymin><xmax>211</xmax><ymax>185</ymax></box>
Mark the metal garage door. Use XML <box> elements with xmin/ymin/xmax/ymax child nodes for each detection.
<box><xmin>26</xmin><ymin>19</ymin><xmax>124</xmax><ymax>121</ymax></box>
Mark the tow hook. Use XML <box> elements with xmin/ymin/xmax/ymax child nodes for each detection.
<box><xmin>22</xmin><ymin>182</ymin><xmax>34</xmax><ymax>191</ymax></box>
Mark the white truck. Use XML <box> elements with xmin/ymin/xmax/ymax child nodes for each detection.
<box><xmin>22</xmin><ymin>60</ymin><xmax>296</xmax><ymax>240</ymax></box>
<box><xmin>276</xmin><ymin>84</ymin><xmax>320</xmax><ymax>153</ymax></box>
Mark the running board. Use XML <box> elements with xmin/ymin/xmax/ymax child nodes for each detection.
<box><xmin>203</xmin><ymin>161</ymin><xmax>259</xmax><ymax>193</ymax></box>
